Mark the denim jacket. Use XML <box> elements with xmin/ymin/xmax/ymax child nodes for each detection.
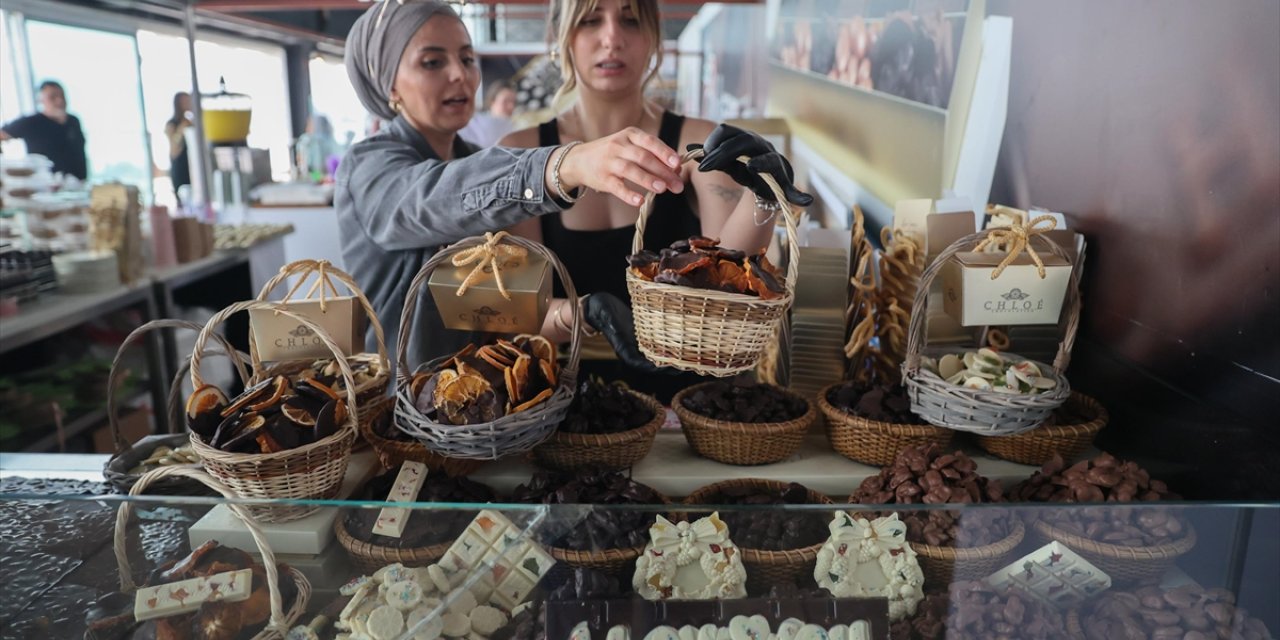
<box><xmin>335</xmin><ymin>115</ymin><xmax>564</xmax><ymax>376</ymax></box>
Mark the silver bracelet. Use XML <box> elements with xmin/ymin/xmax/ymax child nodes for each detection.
<box><xmin>754</xmin><ymin>195</ymin><xmax>782</xmax><ymax>226</ymax></box>
<box><xmin>552</xmin><ymin>141</ymin><xmax>583</xmax><ymax>203</ymax></box>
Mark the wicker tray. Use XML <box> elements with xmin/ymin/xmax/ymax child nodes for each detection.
<box><xmin>817</xmin><ymin>382</ymin><xmax>953</xmax><ymax>467</ymax></box>
<box><xmin>333</xmin><ymin>513</ymin><xmax>453</xmax><ymax>574</ymax></box>
<box><xmin>532</xmin><ymin>390</ymin><xmax>664</xmax><ymax>471</ymax></box>
<box><xmin>976</xmin><ymin>392</ymin><xmax>1108</xmax><ymax>465</ymax></box>
<box><xmin>673</xmin><ymin>382</ymin><xmax>815</xmax><ymax>465</ymax></box>
<box><xmin>1033</xmin><ymin>518</ymin><xmax>1196</xmax><ymax>585</ymax></box>
<box><xmin>685</xmin><ymin>478</ymin><xmax>834</xmax><ymax>591</ymax></box>
<box><xmin>188</xmin><ymin>301</ymin><xmax>358</xmax><ymax>523</ymax></box>
<box><xmin>626</xmin><ymin>148</ymin><xmax>801</xmax><ymax>377</ymax></box>
<box><xmin>543</xmin><ymin>490</ymin><xmax>674</xmax><ymax>578</ymax></box>
<box><xmin>254</xmin><ymin>260</ymin><xmax>392</xmax><ymax>434</ymax></box>
<box><xmin>103</xmin><ymin>319</ymin><xmax>248</xmax><ymax>495</ymax></box>
<box><xmin>910</xmin><ymin>519</ymin><xmax>1025</xmax><ymax>585</ymax></box>
<box><xmin>114</xmin><ymin>466</ymin><xmax>311</xmax><ymax>639</ymax></box>
<box><xmin>902</xmin><ymin>229</ymin><xmax>1081</xmax><ymax>435</ymax></box>
<box><xmin>393</xmin><ymin>234</ymin><xmax>581</xmax><ymax>460</ymax></box>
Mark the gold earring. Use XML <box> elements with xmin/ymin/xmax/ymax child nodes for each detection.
<box><xmin>389</xmin><ymin>99</ymin><xmax>402</xmax><ymax>113</ymax></box>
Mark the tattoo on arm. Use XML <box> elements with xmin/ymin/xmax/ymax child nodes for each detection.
<box><xmin>709</xmin><ymin>183</ymin><xmax>745</xmax><ymax>204</ymax></box>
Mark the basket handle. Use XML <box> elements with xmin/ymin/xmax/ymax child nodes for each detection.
<box><xmin>903</xmin><ymin>229</ymin><xmax>1082</xmax><ymax>376</ymax></box>
<box><xmin>633</xmin><ymin>147</ymin><xmax>802</xmax><ymax>293</ymax></box>
<box><xmin>109</xmin><ymin>320</ymin><xmax>250</xmax><ymax>454</ymax></box>
<box><xmin>395</xmin><ymin>234</ymin><xmax>582</xmax><ymax>384</ymax></box>
<box><xmin>190</xmin><ymin>301</ymin><xmax>360</xmax><ymax>432</ymax></box>
<box><xmin>253</xmin><ymin>259</ymin><xmax>389</xmax><ymax>381</ymax></box>
<box><xmin>113</xmin><ymin>466</ymin><xmax>293</xmax><ymax>635</ymax></box>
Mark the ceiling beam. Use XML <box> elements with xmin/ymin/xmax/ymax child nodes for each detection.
<box><xmin>195</xmin><ymin>0</ymin><xmax>757</xmax><ymax>10</ymax></box>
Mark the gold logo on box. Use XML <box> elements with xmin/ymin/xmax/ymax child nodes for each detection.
<box><xmin>984</xmin><ymin>288</ymin><xmax>1046</xmax><ymax>314</ymax></box>
<box><xmin>458</xmin><ymin>305</ymin><xmax>520</xmax><ymax>329</ymax></box>
<box><xmin>276</xmin><ymin>324</ymin><xmax>324</xmax><ymax>349</ymax></box>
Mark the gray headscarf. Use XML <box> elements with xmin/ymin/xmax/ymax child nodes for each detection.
<box><xmin>345</xmin><ymin>0</ymin><xmax>461</xmax><ymax>120</ymax></box>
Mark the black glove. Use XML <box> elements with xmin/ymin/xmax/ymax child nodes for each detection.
<box><xmin>688</xmin><ymin>124</ymin><xmax>814</xmax><ymax>207</ymax></box>
<box><xmin>582</xmin><ymin>292</ymin><xmax>673</xmax><ymax>374</ymax></box>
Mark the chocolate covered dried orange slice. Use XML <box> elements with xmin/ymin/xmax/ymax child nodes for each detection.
<box><xmin>511</xmin><ymin>388</ymin><xmax>553</xmax><ymax>413</ymax></box>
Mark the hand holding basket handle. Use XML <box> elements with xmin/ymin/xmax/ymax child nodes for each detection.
<box><xmin>583</xmin><ymin>292</ymin><xmax>670</xmax><ymax>374</ymax></box>
<box><xmin>688</xmin><ymin>124</ymin><xmax>814</xmax><ymax>207</ymax></box>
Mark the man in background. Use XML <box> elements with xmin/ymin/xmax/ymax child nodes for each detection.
<box><xmin>0</xmin><ymin>81</ymin><xmax>88</xmax><ymax>180</ymax></box>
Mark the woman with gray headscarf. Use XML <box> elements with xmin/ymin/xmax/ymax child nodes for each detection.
<box><xmin>338</xmin><ymin>0</ymin><xmax>685</xmax><ymax>372</ymax></box>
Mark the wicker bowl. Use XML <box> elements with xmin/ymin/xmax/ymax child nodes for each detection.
<box><xmin>532</xmin><ymin>390</ymin><xmax>664</xmax><ymax>472</ymax></box>
<box><xmin>188</xmin><ymin>301</ymin><xmax>358</xmax><ymax>523</ymax></box>
<box><xmin>333</xmin><ymin>513</ymin><xmax>453</xmax><ymax>574</ymax></box>
<box><xmin>358</xmin><ymin>408</ymin><xmax>484</xmax><ymax>477</ymax></box>
<box><xmin>685</xmin><ymin>478</ymin><xmax>834</xmax><ymax>592</ymax></box>
<box><xmin>627</xmin><ymin>148</ymin><xmax>800</xmax><ymax>377</ymax></box>
<box><xmin>673</xmin><ymin>382</ymin><xmax>815</xmax><ymax>465</ymax></box>
<box><xmin>817</xmin><ymin>383</ymin><xmax>953</xmax><ymax>467</ymax></box>
<box><xmin>976</xmin><ymin>392</ymin><xmax>1108</xmax><ymax>465</ymax></box>
<box><xmin>902</xmin><ymin>229</ymin><xmax>1081</xmax><ymax>436</ymax></box>
<box><xmin>1032</xmin><ymin>518</ymin><xmax>1196</xmax><ymax>585</ymax></box>
<box><xmin>910</xmin><ymin>519</ymin><xmax>1025</xmax><ymax>585</ymax></box>
<box><xmin>542</xmin><ymin>491</ymin><xmax>674</xmax><ymax>578</ymax></box>
<box><xmin>393</xmin><ymin>235</ymin><xmax>581</xmax><ymax>460</ymax></box>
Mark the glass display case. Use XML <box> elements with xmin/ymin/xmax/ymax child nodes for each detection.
<box><xmin>1</xmin><ymin>470</ymin><xmax>1274</xmax><ymax>640</ymax></box>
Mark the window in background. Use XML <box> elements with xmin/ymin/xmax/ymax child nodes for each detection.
<box><xmin>193</xmin><ymin>37</ymin><xmax>291</xmax><ymax>181</ymax></box>
<box><xmin>1</xmin><ymin>11</ymin><xmax>28</xmax><ymax>127</ymax></box>
<box><xmin>137</xmin><ymin>29</ymin><xmax>194</xmax><ymax>210</ymax></box>
<box><xmin>308</xmin><ymin>54</ymin><xmax>367</xmax><ymax>151</ymax></box>
<box><xmin>25</xmin><ymin>20</ymin><xmax>151</xmax><ymax>194</ymax></box>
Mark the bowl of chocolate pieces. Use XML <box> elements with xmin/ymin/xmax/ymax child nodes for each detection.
<box><xmin>1012</xmin><ymin>452</ymin><xmax>1195</xmax><ymax>584</ymax></box>
<box><xmin>625</xmin><ymin>235</ymin><xmax>794</xmax><ymax>376</ymax></box>
<box><xmin>673</xmin><ymin>378</ymin><xmax>815</xmax><ymax>465</ymax></box>
<box><xmin>533</xmin><ymin>377</ymin><xmax>664</xmax><ymax>472</ymax></box>
<box><xmin>848</xmin><ymin>444</ymin><xmax>1024</xmax><ymax>584</ymax></box>
<box><xmin>819</xmin><ymin>381</ymin><xmax>953</xmax><ymax>467</ymax></box>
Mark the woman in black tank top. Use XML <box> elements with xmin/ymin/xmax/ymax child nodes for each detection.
<box><xmin>500</xmin><ymin>0</ymin><xmax>781</xmax><ymax>400</ymax></box>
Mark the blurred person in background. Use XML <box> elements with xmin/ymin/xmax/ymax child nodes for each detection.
<box><xmin>0</xmin><ymin>81</ymin><xmax>88</xmax><ymax>180</ymax></box>
<box><xmin>164</xmin><ymin>91</ymin><xmax>193</xmax><ymax>203</ymax></box>
<box><xmin>458</xmin><ymin>79</ymin><xmax>517</xmax><ymax>147</ymax></box>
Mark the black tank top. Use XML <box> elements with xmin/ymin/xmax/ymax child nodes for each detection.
<box><xmin>538</xmin><ymin>111</ymin><xmax>702</xmax><ymax>301</ymax></box>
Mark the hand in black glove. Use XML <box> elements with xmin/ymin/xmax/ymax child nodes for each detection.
<box><xmin>581</xmin><ymin>292</ymin><xmax>673</xmax><ymax>374</ymax></box>
<box><xmin>688</xmin><ymin>124</ymin><xmax>814</xmax><ymax>207</ymax></box>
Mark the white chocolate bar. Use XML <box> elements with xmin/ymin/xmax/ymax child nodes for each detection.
<box><xmin>133</xmin><ymin>568</ymin><xmax>253</xmax><ymax>621</ymax></box>
<box><xmin>372</xmin><ymin>462</ymin><xmax>429</xmax><ymax>538</ymax></box>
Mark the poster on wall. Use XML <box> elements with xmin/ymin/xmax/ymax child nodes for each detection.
<box><xmin>771</xmin><ymin>0</ymin><xmax>967</xmax><ymax>109</ymax></box>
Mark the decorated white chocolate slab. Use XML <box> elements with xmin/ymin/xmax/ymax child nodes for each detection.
<box><xmin>985</xmin><ymin>541</ymin><xmax>1111</xmax><ymax>608</ymax></box>
<box><xmin>372</xmin><ymin>461</ymin><xmax>429</xmax><ymax>538</ymax></box>
<box><xmin>633</xmin><ymin>513</ymin><xmax>747</xmax><ymax>600</ymax></box>
<box><xmin>814</xmin><ymin>512</ymin><xmax>924</xmax><ymax>622</ymax></box>
<box><xmin>133</xmin><ymin>568</ymin><xmax>253</xmax><ymax>621</ymax></box>
<box><xmin>439</xmin><ymin>509</ymin><xmax>555</xmax><ymax>611</ymax></box>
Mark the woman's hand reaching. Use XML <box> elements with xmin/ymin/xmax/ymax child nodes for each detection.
<box><xmin>546</xmin><ymin>127</ymin><xmax>685</xmax><ymax>207</ymax></box>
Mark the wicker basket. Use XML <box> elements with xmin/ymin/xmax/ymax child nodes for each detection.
<box><xmin>532</xmin><ymin>390</ymin><xmax>664</xmax><ymax>471</ymax></box>
<box><xmin>1033</xmin><ymin>518</ymin><xmax>1196</xmax><ymax>585</ymax></box>
<box><xmin>817</xmin><ymin>383</ymin><xmax>953</xmax><ymax>467</ymax></box>
<box><xmin>188</xmin><ymin>301</ymin><xmax>358</xmax><ymax>523</ymax></box>
<box><xmin>902</xmin><ymin>230</ymin><xmax>1081</xmax><ymax>435</ymax></box>
<box><xmin>976</xmin><ymin>392</ymin><xmax>1108</xmax><ymax>465</ymax></box>
<box><xmin>910</xmin><ymin>519</ymin><xmax>1026</xmax><ymax>585</ymax></box>
<box><xmin>393</xmin><ymin>234</ymin><xmax>581</xmax><ymax>460</ymax></box>
<box><xmin>673</xmin><ymin>382</ymin><xmax>815</xmax><ymax>465</ymax></box>
<box><xmin>254</xmin><ymin>260</ymin><xmax>392</xmax><ymax>432</ymax></box>
<box><xmin>103</xmin><ymin>319</ymin><xmax>249</xmax><ymax>495</ymax></box>
<box><xmin>626</xmin><ymin>148</ymin><xmax>801</xmax><ymax>377</ymax></box>
<box><xmin>685</xmin><ymin>479</ymin><xmax>833</xmax><ymax>591</ymax></box>
<box><xmin>543</xmin><ymin>491</ymin><xmax>674</xmax><ymax>578</ymax></box>
<box><xmin>114</xmin><ymin>466</ymin><xmax>310</xmax><ymax>639</ymax></box>
<box><xmin>333</xmin><ymin>513</ymin><xmax>453</xmax><ymax>574</ymax></box>
<box><xmin>1066</xmin><ymin>609</ymin><xmax>1085</xmax><ymax>639</ymax></box>
<box><xmin>357</xmin><ymin>412</ymin><xmax>484</xmax><ymax>477</ymax></box>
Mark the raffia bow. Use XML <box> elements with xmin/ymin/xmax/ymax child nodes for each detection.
<box><xmin>830</xmin><ymin>512</ymin><xmax>907</xmax><ymax>554</ymax></box>
<box><xmin>451</xmin><ymin>231</ymin><xmax>528</xmax><ymax>300</ymax></box>
<box><xmin>650</xmin><ymin>513</ymin><xmax>729</xmax><ymax>553</ymax></box>
<box><xmin>972</xmin><ymin>215</ymin><xmax>1059</xmax><ymax>280</ymax></box>
<box><xmin>276</xmin><ymin>259</ymin><xmax>341</xmax><ymax>313</ymax></box>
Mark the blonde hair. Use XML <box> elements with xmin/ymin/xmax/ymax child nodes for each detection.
<box><xmin>550</xmin><ymin>0</ymin><xmax>662</xmax><ymax>102</ymax></box>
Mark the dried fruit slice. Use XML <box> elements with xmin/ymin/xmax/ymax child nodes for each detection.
<box><xmin>438</xmin><ymin>373</ymin><xmax>490</xmax><ymax>409</ymax></box>
<box><xmin>478</xmin><ymin>345</ymin><xmax>515</xmax><ymax>370</ymax></box>
<box><xmin>186</xmin><ymin>385</ymin><xmax>229</xmax><ymax>438</ymax></box>
<box><xmin>410</xmin><ymin>372</ymin><xmax>433</xmax><ymax>399</ymax></box>
<box><xmin>688</xmin><ymin>235</ymin><xmax>720</xmax><ymax>250</ymax></box>
<box><xmin>222</xmin><ymin>414</ymin><xmax>267</xmax><ymax>452</ymax></box>
<box><xmin>504</xmin><ymin>365</ymin><xmax>519</xmax><ymax>405</ymax></box>
<box><xmin>539</xmin><ymin>358</ymin><xmax>559</xmax><ymax>389</ymax></box>
<box><xmin>745</xmin><ymin>255</ymin><xmax>786</xmax><ymax>300</ymax></box>
<box><xmin>523</xmin><ymin>335</ymin><xmax>555</xmax><ymax>363</ymax></box>
<box><xmin>248</xmin><ymin>376</ymin><xmax>289</xmax><ymax>412</ymax></box>
<box><xmin>300</xmin><ymin>378</ymin><xmax>342</xmax><ymax>402</ymax></box>
<box><xmin>219</xmin><ymin>377</ymin><xmax>276</xmax><ymax>418</ymax></box>
<box><xmin>496</xmin><ymin>339</ymin><xmax>526</xmax><ymax>362</ymax></box>
<box><xmin>431</xmin><ymin>369</ymin><xmax>461</xmax><ymax>408</ymax></box>
<box><xmin>510</xmin><ymin>355</ymin><xmax>532</xmax><ymax>402</ymax></box>
<box><xmin>282</xmin><ymin>403</ymin><xmax>318</xmax><ymax>427</ymax></box>
<box><xmin>714</xmin><ymin>260</ymin><xmax>749</xmax><ymax>294</ymax></box>
<box><xmin>511</xmin><ymin>388</ymin><xmax>553</xmax><ymax>413</ymax></box>
<box><xmin>659</xmin><ymin>251</ymin><xmax>713</xmax><ymax>276</ymax></box>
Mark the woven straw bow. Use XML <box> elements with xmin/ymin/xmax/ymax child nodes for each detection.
<box><xmin>277</xmin><ymin>259</ymin><xmax>342</xmax><ymax>312</ymax></box>
<box><xmin>973</xmin><ymin>215</ymin><xmax>1059</xmax><ymax>280</ymax></box>
<box><xmin>452</xmin><ymin>231</ymin><xmax>528</xmax><ymax>300</ymax></box>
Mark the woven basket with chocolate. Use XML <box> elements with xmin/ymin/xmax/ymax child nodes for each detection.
<box><xmin>335</xmin><ymin>469</ymin><xmax>496</xmax><ymax>573</ymax></box>
<box><xmin>533</xmin><ymin>378</ymin><xmax>664</xmax><ymax>472</ymax></box>
<box><xmin>1012</xmin><ymin>452</ymin><xmax>1196</xmax><ymax>583</ymax></box>
<box><xmin>511</xmin><ymin>468</ymin><xmax>669</xmax><ymax>576</ymax></box>
<box><xmin>674</xmin><ymin>379</ymin><xmax>816</xmax><ymax>465</ymax></box>
<box><xmin>1069</xmin><ymin>585</ymin><xmax>1273</xmax><ymax>640</ymax></box>
<box><xmin>819</xmin><ymin>381</ymin><xmax>952</xmax><ymax>467</ymax></box>
<box><xmin>848</xmin><ymin>444</ymin><xmax>1023</xmax><ymax>584</ymax></box>
<box><xmin>627</xmin><ymin>235</ymin><xmax>786</xmax><ymax>299</ymax></box>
